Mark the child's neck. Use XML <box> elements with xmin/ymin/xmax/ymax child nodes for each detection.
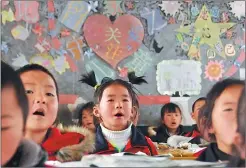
<box><xmin>167</xmin><ymin>128</ymin><xmax>178</xmax><ymax>136</ymax></box>
<box><xmin>217</xmin><ymin>141</ymin><xmax>232</xmax><ymax>155</ymax></box>
<box><xmin>25</xmin><ymin>129</ymin><xmax>48</xmax><ymax>144</ymax></box>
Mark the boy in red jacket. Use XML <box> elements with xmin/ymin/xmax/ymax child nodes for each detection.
<box><xmin>17</xmin><ymin>64</ymin><xmax>95</xmax><ymax>162</ymax></box>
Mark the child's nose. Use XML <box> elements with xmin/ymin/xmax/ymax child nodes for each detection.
<box><xmin>34</xmin><ymin>93</ymin><xmax>46</xmax><ymax>104</ymax></box>
<box><xmin>115</xmin><ymin>101</ymin><xmax>123</xmax><ymax>109</ymax></box>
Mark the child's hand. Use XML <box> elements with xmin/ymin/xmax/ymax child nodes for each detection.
<box><xmin>148</xmin><ymin>126</ymin><xmax>157</xmax><ymax>136</ymax></box>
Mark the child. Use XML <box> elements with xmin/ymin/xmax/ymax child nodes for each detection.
<box><xmin>1</xmin><ymin>61</ymin><xmax>47</xmax><ymax>166</ymax></box>
<box><xmin>149</xmin><ymin>103</ymin><xmax>186</xmax><ymax>143</ymax></box>
<box><xmin>196</xmin><ymin>78</ymin><xmax>244</xmax><ymax>162</ymax></box>
<box><xmin>17</xmin><ymin>64</ymin><xmax>95</xmax><ymax>162</ymax></box>
<box><xmin>80</xmin><ymin>71</ymin><xmax>157</xmax><ymax>155</ymax></box>
<box><xmin>228</xmin><ymin>87</ymin><xmax>245</xmax><ymax>167</ymax></box>
<box><xmin>77</xmin><ymin>101</ymin><xmax>98</xmax><ymax>132</ymax></box>
<box><xmin>184</xmin><ymin>97</ymin><xmax>206</xmax><ymax>144</ymax></box>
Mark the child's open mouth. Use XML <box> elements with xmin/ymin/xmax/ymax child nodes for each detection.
<box><xmin>33</xmin><ymin>108</ymin><xmax>45</xmax><ymax>117</ymax></box>
<box><xmin>171</xmin><ymin>122</ymin><xmax>176</xmax><ymax>125</ymax></box>
<box><xmin>115</xmin><ymin>112</ymin><xmax>124</xmax><ymax>117</ymax></box>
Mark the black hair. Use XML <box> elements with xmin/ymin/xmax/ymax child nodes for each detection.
<box><xmin>192</xmin><ymin>97</ymin><xmax>206</xmax><ymax>112</ymax></box>
<box><xmin>198</xmin><ymin>78</ymin><xmax>244</xmax><ymax>141</ymax></box>
<box><xmin>16</xmin><ymin>64</ymin><xmax>59</xmax><ymax>100</ymax></box>
<box><xmin>79</xmin><ymin>71</ymin><xmax>147</xmax><ymax>106</ymax></box>
<box><xmin>160</xmin><ymin>102</ymin><xmax>182</xmax><ymax>120</ymax></box>
<box><xmin>77</xmin><ymin>101</ymin><xmax>95</xmax><ymax>126</ymax></box>
<box><xmin>1</xmin><ymin>61</ymin><xmax>29</xmax><ymax>125</ymax></box>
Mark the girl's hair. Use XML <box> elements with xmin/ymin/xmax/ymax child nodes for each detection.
<box><xmin>77</xmin><ymin>101</ymin><xmax>98</xmax><ymax>126</ymax></box>
<box><xmin>1</xmin><ymin>61</ymin><xmax>29</xmax><ymax>125</ymax></box>
<box><xmin>192</xmin><ymin>97</ymin><xmax>206</xmax><ymax>112</ymax></box>
<box><xmin>161</xmin><ymin>103</ymin><xmax>182</xmax><ymax>119</ymax></box>
<box><xmin>16</xmin><ymin>64</ymin><xmax>59</xmax><ymax>100</ymax></box>
<box><xmin>198</xmin><ymin>78</ymin><xmax>244</xmax><ymax>141</ymax></box>
<box><xmin>79</xmin><ymin>71</ymin><xmax>147</xmax><ymax>105</ymax></box>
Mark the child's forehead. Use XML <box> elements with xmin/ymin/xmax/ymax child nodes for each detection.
<box><xmin>103</xmin><ymin>83</ymin><xmax>130</xmax><ymax>95</ymax></box>
<box><xmin>20</xmin><ymin>71</ymin><xmax>56</xmax><ymax>88</ymax></box>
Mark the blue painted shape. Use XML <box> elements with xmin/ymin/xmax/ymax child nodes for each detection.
<box><xmin>59</xmin><ymin>1</ymin><xmax>91</xmax><ymax>32</ymax></box>
<box><xmin>140</xmin><ymin>7</ymin><xmax>167</xmax><ymax>35</ymax></box>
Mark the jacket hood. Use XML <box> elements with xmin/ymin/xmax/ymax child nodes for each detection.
<box><xmin>55</xmin><ymin>124</ymin><xmax>95</xmax><ymax>162</ymax></box>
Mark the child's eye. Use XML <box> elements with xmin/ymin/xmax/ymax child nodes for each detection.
<box><xmin>224</xmin><ymin>108</ymin><xmax>233</xmax><ymax>112</ymax></box>
<box><xmin>25</xmin><ymin>90</ymin><xmax>33</xmax><ymax>94</ymax></box>
<box><xmin>46</xmin><ymin>93</ymin><xmax>54</xmax><ymax>97</ymax></box>
<box><xmin>107</xmin><ymin>99</ymin><xmax>114</xmax><ymax>102</ymax></box>
<box><xmin>123</xmin><ymin>99</ymin><xmax>129</xmax><ymax>102</ymax></box>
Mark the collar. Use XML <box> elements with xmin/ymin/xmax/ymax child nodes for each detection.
<box><xmin>95</xmin><ymin>124</ymin><xmax>148</xmax><ymax>153</ymax></box>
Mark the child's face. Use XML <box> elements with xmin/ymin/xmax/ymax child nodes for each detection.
<box><xmin>1</xmin><ymin>86</ymin><xmax>24</xmax><ymax>165</ymax></box>
<box><xmin>192</xmin><ymin>100</ymin><xmax>206</xmax><ymax>123</ymax></box>
<box><xmin>95</xmin><ymin>84</ymin><xmax>133</xmax><ymax>131</ymax></box>
<box><xmin>162</xmin><ymin>109</ymin><xmax>182</xmax><ymax>131</ymax></box>
<box><xmin>210</xmin><ymin>85</ymin><xmax>243</xmax><ymax>152</ymax></box>
<box><xmin>20</xmin><ymin>70</ymin><xmax>58</xmax><ymax>132</ymax></box>
<box><xmin>81</xmin><ymin>109</ymin><xmax>95</xmax><ymax>131</ymax></box>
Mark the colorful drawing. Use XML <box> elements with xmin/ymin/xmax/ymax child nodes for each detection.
<box><xmin>53</xmin><ymin>56</ymin><xmax>70</xmax><ymax>75</ymax></box>
<box><xmin>103</xmin><ymin>0</ymin><xmax>123</xmax><ymax>16</ymax></box>
<box><xmin>125</xmin><ymin>1</ymin><xmax>134</xmax><ymax>10</ymax></box>
<box><xmin>224</xmin><ymin>49</ymin><xmax>245</xmax><ymax>77</ymax></box>
<box><xmin>2</xmin><ymin>1</ymin><xmax>9</xmax><ymax>8</ymax></box>
<box><xmin>85</xmin><ymin>55</ymin><xmax>116</xmax><ymax>83</ymax></box>
<box><xmin>11</xmin><ymin>25</ymin><xmax>29</xmax><ymax>41</ymax></box>
<box><xmin>124</xmin><ymin>45</ymin><xmax>153</xmax><ymax>77</ymax></box>
<box><xmin>207</xmin><ymin>49</ymin><xmax>216</xmax><ymax>59</ymax></box>
<box><xmin>205</xmin><ymin>60</ymin><xmax>224</xmax><ymax>81</ymax></box>
<box><xmin>66</xmin><ymin>37</ymin><xmax>84</xmax><ymax>60</ymax></box>
<box><xmin>191</xmin><ymin>5</ymin><xmax>199</xmax><ymax>17</ymax></box>
<box><xmin>210</xmin><ymin>6</ymin><xmax>220</xmax><ymax>18</ymax></box>
<box><xmin>35</xmin><ymin>37</ymin><xmax>51</xmax><ymax>53</ymax></box>
<box><xmin>158</xmin><ymin>1</ymin><xmax>181</xmax><ymax>16</ymax></box>
<box><xmin>118</xmin><ymin>67</ymin><xmax>129</xmax><ymax>78</ymax></box>
<box><xmin>1</xmin><ymin>8</ymin><xmax>15</xmax><ymax>25</ymax></box>
<box><xmin>83</xmin><ymin>14</ymin><xmax>144</xmax><ymax>68</ymax></box>
<box><xmin>32</xmin><ymin>23</ymin><xmax>44</xmax><ymax>36</ymax></box>
<box><xmin>222</xmin><ymin>12</ymin><xmax>229</xmax><ymax>23</ymax></box>
<box><xmin>229</xmin><ymin>1</ymin><xmax>245</xmax><ymax>19</ymax></box>
<box><xmin>14</xmin><ymin>1</ymin><xmax>39</xmax><ymax>23</ymax></box>
<box><xmin>1</xmin><ymin>42</ymin><xmax>9</xmax><ymax>55</ymax></box>
<box><xmin>59</xmin><ymin>1</ymin><xmax>91</xmax><ymax>32</ymax></box>
<box><xmin>175</xmin><ymin>5</ymin><xmax>236</xmax><ymax>59</ymax></box>
<box><xmin>89</xmin><ymin>1</ymin><xmax>98</xmax><ymax>12</ymax></box>
<box><xmin>29</xmin><ymin>53</ymin><xmax>54</xmax><ymax>69</ymax></box>
<box><xmin>225</xmin><ymin>44</ymin><xmax>236</xmax><ymax>57</ymax></box>
<box><xmin>12</xmin><ymin>53</ymin><xmax>29</xmax><ymax>67</ymax></box>
<box><xmin>156</xmin><ymin>60</ymin><xmax>202</xmax><ymax>96</ymax></box>
<box><xmin>140</xmin><ymin>7</ymin><xmax>167</xmax><ymax>35</ymax></box>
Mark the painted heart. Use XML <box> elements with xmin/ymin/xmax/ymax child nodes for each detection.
<box><xmin>83</xmin><ymin>14</ymin><xmax>144</xmax><ymax>68</ymax></box>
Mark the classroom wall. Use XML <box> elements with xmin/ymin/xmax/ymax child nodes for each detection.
<box><xmin>1</xmin><ymin>1</ymin><xmax>245</xmax><ymax>126</ymax></box>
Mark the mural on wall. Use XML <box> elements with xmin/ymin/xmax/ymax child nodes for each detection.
<box><xmin>1</xmin><ymin>0</ymin><xmax>245</xmax><ymax>126</ymax></box>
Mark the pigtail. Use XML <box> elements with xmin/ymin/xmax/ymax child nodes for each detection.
<box><xmin>128</xmin><ymin>71</ymin><xmax>148</xmax><ymax>85</ymax></box>
<box><xmin>79</xmin><ymin>71</ymin><xmax>98</xmax><ymax>88</ymax></box>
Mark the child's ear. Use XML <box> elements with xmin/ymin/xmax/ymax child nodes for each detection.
<box><xmin>191</xmin><ymin>112</ymin><xmax>195</xmax><ymax>120</ymax></box>
<box><xmin>93</xmin><ymin>105</ymin><xmax>100</xmax><ymax>118</ymax></box>
<box><xmin>131</xmin><ymin>106</ymin><xmax>136</xmax><ymax>115</ymax></box>
<box><xmin>208</xmin><ymin>124</ymin><xmax>215</xmax><ymax>134</ymax></box>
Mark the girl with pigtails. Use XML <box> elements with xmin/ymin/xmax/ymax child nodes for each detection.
<box><xmin>80</xmin><ymin>71</ymin><xmax>158</xmax><ymax>156</ymax></box>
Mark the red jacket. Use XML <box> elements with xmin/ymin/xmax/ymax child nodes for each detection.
<box><xmin>41</xmin><ymin>124</ymin><xmax>95</xmax><ymax>162</ymax></box>
<box><xmin>93</xmin><ymin>125</ymin><xmax>158</xmax><ymax>156</ymax></box>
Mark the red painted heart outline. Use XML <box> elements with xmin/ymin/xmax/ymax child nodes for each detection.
<box><xmin>83</xmin><ymin>14</ymin><xmax>144</xmax><ymax>68</ymax></box>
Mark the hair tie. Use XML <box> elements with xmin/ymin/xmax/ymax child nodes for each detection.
<box><xmin>94</xmin><ymin>84</ymin><xmax>100</xmax><ymax>90</ymax></box>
